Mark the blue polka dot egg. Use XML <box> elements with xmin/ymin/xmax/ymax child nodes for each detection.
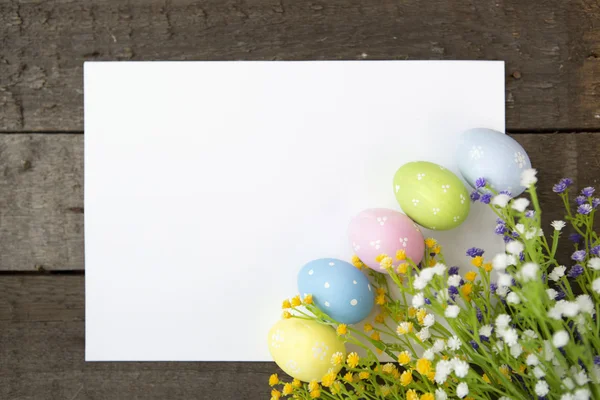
<box><xmin>456</xmin><ymin>128</ymin><xmax>532</xmax><ymax>196</ymax></box>
<box><xmin>298</xmin><ymin>258</ymin><xmax>374</xmax><ymax>325</ymax></box>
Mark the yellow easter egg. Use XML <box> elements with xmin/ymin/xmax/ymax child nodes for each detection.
<box><xmin>268</xmin><ymin>318</ymin><xmax>346</xmax><ymax>382</ymax></box>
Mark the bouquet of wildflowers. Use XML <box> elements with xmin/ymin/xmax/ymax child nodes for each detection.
<box><xmin>268</xmin><ymin>168</ymin><xmax>599</xmax><ymax>400</ymax></box>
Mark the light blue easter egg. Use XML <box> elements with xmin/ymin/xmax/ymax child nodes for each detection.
<box><xmin>298</xmin><ymin>258</ymin><xmax>374</xmax><ymax>325</ymax></box>
<box><xmin>456</xmin><ymin>128</ymin><xmax>531</xmax><ymax>196</ymax></box>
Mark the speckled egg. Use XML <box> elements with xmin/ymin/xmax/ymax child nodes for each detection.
<box><xmin>298</xmin><ymin>258</ymin><xmax>374</xmax><ymax>324</ymax></box>
<box><xmin>268</xmin><ymin>318</ymin><xmax>345</xmax><ymax>382</ymax></box>
<box><xmin>456</xmin><ymin>128</ymin><xmax>531</xmax><ymax>196</ymax></box>
<box><xmin>393</xmin><ymin>161</ymin><xmax>470</xmax><ymax>230</ymax></box>
<box><xmin>348</xmin><ymin>208</ymin><xmax>424</xmax><ymax>272</ymax></box>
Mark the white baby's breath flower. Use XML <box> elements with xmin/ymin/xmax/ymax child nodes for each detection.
<box><xmin>492</xmin><ymin>253</ymin><xmax>510</xmax><ymax>271</ymax></box>
<box><xmin>506</xmin><ymin>240</ymin><xmax>524</xmax><ymax>255</ymax></box>
<box><xmin>502</xmin><ymin>328</ymin><xmax>519</xmax><ymax>346</ymax></box>
<box><xmin>452</xmin><ymin>357</ymin><xmax>469</xmax><ymax>378</ymax></box>
<box><xmin>526</xmin><ymin>354</ymin><xmax>539</xmax><ymax>366</ymax></box>
<box><xmin>420</xmin><ymin>267</ymin><xmax>436</xmax><ymax>281</ymax></box>
<box><xmin>492</xmin><ymin>340</ymin><xmax>504</xmax><ymax>354</ymax></box>
<box><xmin>543</xmin><ymin>340</ymin><xmax>555</xmax><ymax>362</ymax></box>
<box><xmin>551</xmin><ymin>220</ymin><xmax>566</xmax><ymax>231</ymax></box>
<box><xmin>432</xmin><ymin>262</ymin><xmax>447</xmax><ymax>276</ymax></box>
<box><xmin>576</xmin><ymin>294</ymin><xmax>594</xmax><ymax>315</ymax></box>
<box><xmin>432</xmin><ymin>339</ymin><xmax>446</xmax><ymax>353</ymax></box>
<box><xmin>447</xmin><ymin>274</ymin><xmax>462</xmax><ymax>287</ymax></box>
<box><xmin>515</xmin><ymin>223</ymin><xmax>526</xmax><ymax>235</ymax></box>
<box><xmin>445</xmin><ymin>305</ymin><xmax>460</xmax><ymax>319</ymax></box>
<box><xmin>511</xmin><ymin>198</ymin><xmax>530</xmax><ymax>212</ymax></box>
<box><xmin>491</xmin><ymin>194</ymin><xmax>511</xmax><ymax>208</ymax></box>
<box><xmin>498</xmin><ymin>273</ymin><xmax>513</xmax><ymax>288</ymax></box>
<box><xmin>510</xmin><ymin>343</ymin><xmax>523</xmax><ymax>358</ymax></box>
<box><xmin>435</xmin><ymin>388</ymin><xmax>448</xmax><ymax>400</ymax></box>
<box><xmin>553</xmin><ymin>330</ymin><xmax>569</xmax><ymax>347</ymax></box>
<box><xmin>447</xmin><ymin>335</ymin><xmax>461</xmax><ymax>351</ymax></box>
<box><xmin>549</xmin><ymin>265</ymin><xmax>566</xmax><ymax>281</ymax></box>
<box><xmin>546</xmin><ymin>288</ymin><xmax>558</xmax><ymax>300</ymax></box>
<box><xmin>423</xmin><ymin>314</ymin><xmax>435</xmax><ymax>327</ymax></box>
<box><xmin>522</xmin><ymin>329</ymin><xmax>538</xmax><ymax>340</ymax></box>
<box><xmin>496</xmin><ymin>286</ymin><xmax>509</xmax><ymax>297</ymax></box>
<box><xmin>496</xmin><ymin>314</ymin><xmax>511</xmax><ymax>330</ymax></box>
<box><xmin>479</xmin><ymin>325</ymin><xmax>493</xmax><ymax>338</ymax></box>
<box><xmin>588</xmin><ymin>258</ymin><xmax>600</xmax><ymax>270</ymax></box>
<box><xmin>434</xmin><ymin>360</ymin><xmax>452</xmax><ymax>384</ymax></box>
<box><xmin>562</xmin><ymin>301</ymin><xmax>580</xmax><ymax>317</ymax></box>
<box><xmin>498</xmin><ymin>397</ymin><xmax>512</xmax><ymax>400</ymax></box>
<box><xmin>533</xmin><ymin>366</ymin><xmax>546</xmax><ymax>378</ymax></box>
<box><xmin>519</xmin><ymin>262</ymin><xmax>539</xmax><ymax>281</ymax></box>
<box><xmin>593</xmin><ymin>277</ymin><xmax>600</xmax><ymax>294</ymax></box>
<box><xmin>413</xmin><ymin>276</ymin><xmax>427</xmax><ymax>290</ymax></box>
<box><xmin>521</xmin><ymin>168</ymin><xmax>538</xmax><ymax>187</ymax></box>
<box><xmin>574</xmin><ymin>388</ymin><xmax>591</xmax><ymax>400</ymax></box>
<box><xmin>423</xmin><ymin>349</ymin><xmax>435</xmax><ymax>361</ymax></box>
<box><xmin>456</xmin><ymin>382</ymin><xmax>469</xmax><ymax>399</ymax></box>
<box><xmin>535</xmin><ymin>380</ymin><xmax>549</xmax><ymax>397</ymax></box>
<box><xmin>506</xmin><ymin>292</ymin><xmax>521</xmax><ymax>305</ymax></box>
<box><xmin>417</xmin><ymin>328</ymin><xmax>431</xmax><ymax>341</ymax></box>
<box><xmin>574</xmin><ymin>368</ymin><xmax>590</xmax><ymax>386</ymax></box>
<box><xmin>412</xmin><ymin>292</ymin><xmax>425</xmax><ymax>308</ymax></box>
<box><xmin>563</xmin><ymin>377</ymin><xmax>575</xmax><ymax>390</ymax></box>
<box><xmin>560</xmin><ymin>394</ymin><xmax>575</xmax><ymax>400</ymax></box>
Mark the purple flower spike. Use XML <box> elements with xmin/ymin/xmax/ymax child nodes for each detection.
<box><xmin>568</xmin><ymin>264</ymin><xmax>584</xmax><ymax>278</ymax></box>
<box><xmin>490</xmin><ymin>283</ymin><xmax>498</xmax><ymax>293</ymax></box>
<box><xmin>582</xmin><ymin>187</ymin><xmax>595</xmax><ymax>197</ymax></box>
<box><xmin>578</xmin><ymin>204</ymin><xmax>593</xmax><ymax>215</ymax></box>
<box><xmin>592</xmin><ymin>245</ymin><xmax>600</xmax><ymax>256</ymax></box>
<box><xmin>475</xmin><ymin>177</ymin><xmax>487</xmax><ymax>189</ymax></box>
<box><xmin>503</xmin><ymin>235</ymin><xmax>514</xmax><ymax>243</ymax></box>
<box><xmin>561</xmin><ymin>178</ymin><xmax>573</xmax><ymax>187</ymax></box>
<box><xmin>593</xmin><ymin>198</ymin><xmax>600</xmax><ymax>209</ymax></box>
<box><xmin>495</xmin><ymin>224</ymin><xmax>508</xmax><ymax>235</ymax></box>
<box><xmin>499</xmin><ymin>190</ymin><xmax>512</xmax><ymax>197</ymax></box>
<box><xmin>466</xmin><ymin>248</ymin><xmax>485</xmax><ymax>257</ymax></box>
<box><xmin>424</xmin><ymin>298</ymin><xmax>431</xmax><ymax>305</ymax></box>
<box><xmin>470</xmin><ymin>190</ymin><xmax>481</xmax><ymax>202</ymax></box>
<box><xmin>449</xmin><ymin>266</ymin><xmax>460</xmax><ymax>275</ymax></box>
<box><xmin>571</xmin><ymin>250</ymin><xmax>586</xmax><ymax>262</ymax></box>
<box><xmin>525</xmin><ymin>210</ymin><xmax>535</xmax><ymax>218</ymax></box>
<box><xmin>575</xmin><ymin>196</ymin><xmax>587</xmax><ymax>206</ymax></box>
<box><xmin>480</xmin><ymin>193</ymin><xmax>492</xmax><ymax>204</ymax></box>
<box><xmin>569</xmin><ymin>233</ymin><xmax>583</xmax><ymax>243</ymax></box>
<box><xmin>594</xmin><ymin>355</ymin><xmax>600</xmax><ymax>366</ymax></box>
<box><xmin>470</xmin><ymin>340</ymin><xmax>479</xmax><ymax>350</ymax></box>
<box><xmin>553</xmin><ymin>182</ymin><xmax>567</xmax><ymax>193</ymax></box>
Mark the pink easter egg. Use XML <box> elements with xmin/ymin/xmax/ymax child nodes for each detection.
<box><xmin>348</xmin><ymin>208</ymin><xmax>425</xmax><ymax>273</ymax></box>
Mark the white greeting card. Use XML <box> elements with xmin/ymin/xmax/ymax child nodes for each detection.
<box><xmin>84</xmin><ymin>61</ymin><xmax>505</xmax><ymax>361</ymax></box>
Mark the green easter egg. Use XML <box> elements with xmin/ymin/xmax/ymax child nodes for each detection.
<box><xmin>393</xmin><ymin>161</ymin><xmax>470</xmax><ymax>230</ymax></box>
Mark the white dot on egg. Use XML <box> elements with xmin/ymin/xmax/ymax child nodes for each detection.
<box><xmin>324</xmin><ymin>282</ymin><xmax>330</xmax><ymax>288</ymax></box>
<box><xmin>350</xmin><ymin>299</ymin><xmax>358</xmax><ymax>306</ymax></box>
<box><xmin>353</xmin><ymin>280</ymin><xmax>357</xmax><ymax>285</ymax></box>
<box><xmin>308</xmin><ymin>269</ymin><xmax>314</xmax><ymax>275</ymax></box>
<box><xmin>324</xmin><ymin>301</ymin><xmax>330</xmax><ymax>307</ymax></box>
<box><xmin>329</xmin><ymin>262</ymin><xmax>335</xmax><ymax>266</ymax></box>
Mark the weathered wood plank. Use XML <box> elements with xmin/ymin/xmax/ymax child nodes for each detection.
<box><xmin>0</xmin><ymin>134</ymin><xmax>84</xmax><ymax>271</ymax></box>
<box><xmin>0</xmin><ymin>276</ymin><xmax>279</xmax><ymax>400</ymax></box>
<box><xmin>1</xmin><ymin>0</ymin><xmax>600</xmax><ymax>131</ymax></box>
<box><xmin>0</xmin><ymin>133</ymin><xmax>597</xmax><ymax>271</ymax></box>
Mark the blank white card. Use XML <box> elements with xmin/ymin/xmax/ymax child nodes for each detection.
<box><xmin>84</xmin><ymin>61</ymin><xmax>505</xmax><ymax>361</ymax></box>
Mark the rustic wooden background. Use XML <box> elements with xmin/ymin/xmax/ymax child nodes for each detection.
<box><xmin>1</xmin><ymin>0</ymin><xmax>599</xmax><ymax>399</ymax></box>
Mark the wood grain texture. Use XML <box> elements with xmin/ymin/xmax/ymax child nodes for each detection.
<box><xmin>1</xmin><ymin>0</ymin><xmax>600</xmax><ymax>131</ymax></box>
<box><xmin>0</xmin><ymin>134</ymin><xmax>84</xmax><ymax>271</ymax></box>
<box><xmin>0</xmin><ymin>276</ymin><xmax>279</xmax><ymax>400</ymax></box>
<box><xmin>0</xmin><ymin>132</ymin><xmax>597</xmax><ymax>271</ymax></box>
